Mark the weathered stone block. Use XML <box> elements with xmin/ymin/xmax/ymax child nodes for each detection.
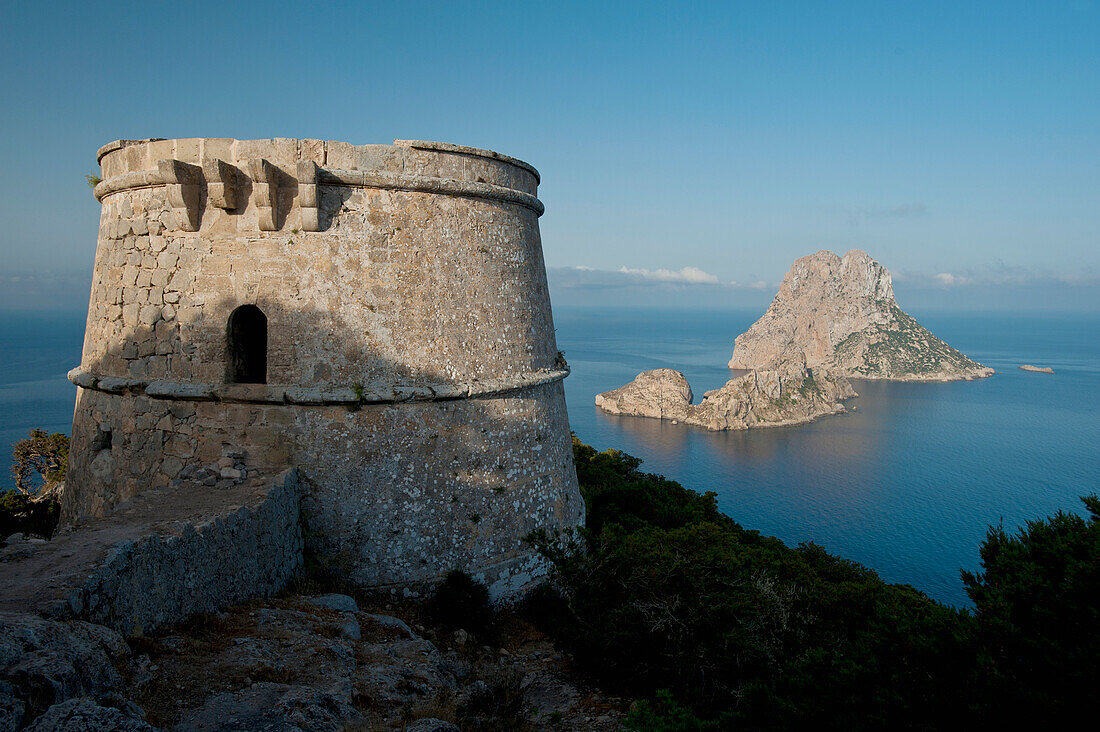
<box><xmin>138</xmin><ymin>305</ymin><xmax>160</xmax><ymax>325</ymax></box>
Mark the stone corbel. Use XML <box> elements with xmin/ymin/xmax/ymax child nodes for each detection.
<box><xmin>296</xmin><ymin>160</ymin><xmax>320</xmax><ymax>232</ymax></box>
<box><xmin>248</xmin><ymin>159</ymin><xmax>279</xmax><ymax>231</ymax></box>
<box><xmin>157</xmin><ymin>159</ymin><xmax>203</xmax><ymax>232</ymax></box>
<box><xmin>202</xmin><ymin>158</ymin><xmax>238</xmax><ymax>210</ymax></box>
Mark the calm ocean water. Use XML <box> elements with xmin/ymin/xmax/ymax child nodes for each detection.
<box><xmin>2</xmin><ymin>307</ymin><xmax>1097</xmax><ymax>606</ymax></box>
<box><xmin>555</xmin><ymin>306</ymin><xmax>1099</xmax><ymax>607</ymax></box>
<box><xmin>0</xmin><ymin>312</ymin><xmax>84</xmax><ymax>492</ymax></box>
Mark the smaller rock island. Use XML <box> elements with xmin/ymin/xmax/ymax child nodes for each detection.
<box><xmin>1019</xmin><ymin>365</ymin><xmax>1055</xmax><ymax>374</ymax></box>
<box><xmin>595</xmin><ymin>366</ymin><xmax>856</xmax><ymax>431</ymax></box>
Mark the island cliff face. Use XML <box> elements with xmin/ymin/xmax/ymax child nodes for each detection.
<box><xmin>728</xmin><ymin>250</ymin><xmax>994</xmax><ymax>381</ymax></box>
<box><xmin>595</xmin><ymin>366</ymin><xmax>856</xmax><ymax>431</ymax></box>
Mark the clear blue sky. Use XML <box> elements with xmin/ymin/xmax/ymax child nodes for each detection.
<box><xmin>1</xmin><ymin>1</ymin><xmax>1096</xmax><ymax>310</ymax></box>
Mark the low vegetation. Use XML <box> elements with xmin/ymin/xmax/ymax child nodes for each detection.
<box><xmin>10</xmin><ymin>428</ymin><xmax>68</xmax><ymax>494</ymax></box>
<box><xmin>2</xmin><ymin>429</ymin><xmax>67</xmax><ymax>540</ymax></box>
<box><xmin>836</xmin><ymin>305</ymin><xmax>978</xmax><ymax>377</ymax></box>
<box><xmin>0</xmin><ymin>490</ymin><xmax>59</xmax><ymax>540</ymax></box>
<box><xmin>526</xmin><ymin>437</ymin><xmax>1097</xmax><ymax>729</ymax></box>
<box><xmin>426</xmin><ymin>568</ymin><xmax>494</xmax><ymax>636</ymax></box>
<box><xmin>961</xmin><ymin>496</ymin><xmax>1099</xmax><ymax>725</ymax></box>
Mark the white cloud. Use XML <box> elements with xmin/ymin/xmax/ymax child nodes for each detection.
<box><xmin>729</xmin><ymin>279</ymin><xmax>771</xmax><ymax>290</ymax></box>
<box><xmin>933</xmin><ymin>272</ymin><xmax>970</xmax><ymax>287</ymax></box>
<box><xmin>548</xmin><ymin>265</ymin><xmax>777</xmax><ymax>291</ymax></box>
<box><xmin>617</xmin><ymin>265</ymin><xmax>720</xmax><ymax>285</ymax></box>
<box><xmin>896</xmin><ymin>263</ymin><xmax>1099</xmax><ymax>290</ymax></box>
<box><xmin>548</xmin><ymin>260</ymin><xmax>1100</xmax><ymax>297</ymax></box>
<box><xmin>0</xmin><ymin>270</ymin><xmax>92</xmax><ymax>310</ymax></box>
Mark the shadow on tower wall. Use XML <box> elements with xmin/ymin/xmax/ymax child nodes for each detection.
<box><xmin>66</xmin><ymin>297</ymin><xmax>582</xmax><ymax>586</ymax></box>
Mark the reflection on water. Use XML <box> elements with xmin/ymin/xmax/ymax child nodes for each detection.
<box><xmin>596</xmin><ymin>405</ymin><xmax>883</xmax><ymax>471</ymax></box>
<box><xmin>559</xmin><ymin>307</ymin><xmax>1100</xmax><ymax>607</ymax></box>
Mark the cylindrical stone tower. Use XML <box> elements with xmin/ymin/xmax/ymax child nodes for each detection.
<box><xmin>65</xmin><ymin>137</ymin><xmax>583</xmax><ymax>597</ymax></box>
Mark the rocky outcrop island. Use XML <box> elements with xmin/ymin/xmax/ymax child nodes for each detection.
<box><xmin>595</xmin><ymin>249</ymin><xmax>996</xmax><ymax>431</ymax></box>
<box><xmin>1019</xmin><ymin>365</ymin><xmax>1054</xmax><ymax>374</ymax></box>
<box><xmin>729</xmin><ymin>250</ymin><xmax>994</xmax><ymax>381</ymax></box>
<box><xmin>595</xmin><ymin>366</ymin><xmax>856</xmax><ymax>431</ymax></box>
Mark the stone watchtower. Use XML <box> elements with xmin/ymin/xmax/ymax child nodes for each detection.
<box><xmin>64</xmin><ymin>137</ymin><xmax>584</xmax><ymax>597</ymax></box>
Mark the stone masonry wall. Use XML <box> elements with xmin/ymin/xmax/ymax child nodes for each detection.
<box><xmin>67</xmin><ymin>382</ymin><xmax>580</xmax><ymax>598</ymax></box>
<box><xmin>1</xmin><ymin>471</ymin><xmax>301</xmax><ymax>636</ymax></box>
<box><xmin>68</xmin><ymin>470</ymin><xmax>302</xmax><ymax>634</ymax></box>
<box><xmin>78</xmin><ymin>159</ymin><xmax>554</xmax><ymax>388</ymax></box>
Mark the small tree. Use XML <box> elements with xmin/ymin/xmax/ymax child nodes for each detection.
<box><xmin>426</xmin><ymin>570</ymin><xmax>493</xmax><ymax>635</ymax></box>
<box><xmin>962</xmin><ymin>495</ymin><xmax>1100</xmax><ymax>725</ymax></box>
<box><xmin>11</xmin><ymin>429</ymin><xmax>69</xmax><ymax>495</ymax></box>
<box><xmin>0</xmin><ymin>491</ymin><xmax>59</xmax><ymax>540</ymax></box>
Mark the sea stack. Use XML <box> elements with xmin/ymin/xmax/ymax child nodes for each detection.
<box><xmin>595</xmin><ymin>365</ymin><xmax>856</xmax><ymax>431</ymax></box>
<box><xmin>729</xmin><ymin>250</ymin><xmax>994</xmax><ymax>381</ymax></box>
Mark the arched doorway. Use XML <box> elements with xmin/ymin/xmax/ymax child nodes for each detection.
<box><xmin>226</xmin><ymin>305</ymin><xmax>267</xmax><ymax>384</ymax></box>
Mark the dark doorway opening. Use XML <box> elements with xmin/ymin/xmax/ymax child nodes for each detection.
<box><xmin>226</xmin><ymin>305</ymin><xmax>267</xmax><ymax>384</ymax></box>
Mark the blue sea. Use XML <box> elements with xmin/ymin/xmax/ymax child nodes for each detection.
<box><xmin>2</xmin><ymin>307</ymin><xmax>1097</xmax><ymax>607</ymax></box>
<box><xmin>554</xmin><ymin>307</ymin><xmax>1099</xmax><ymax>607</ymax></box>
<box><xmin>0</xmin><ymin>312</ymin><xmax>84</xmax><ymax>488</ymax></box>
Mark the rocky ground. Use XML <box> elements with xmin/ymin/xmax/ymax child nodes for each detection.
<box><xmin>1</xmin><ymin>589</ymin><xmax>629</xmax><ymax>731</ymax></box>
<box><xmin>728</xmin><ymin>249</ymin><xmax>994</xmax><ymax>381</ymax></box>
<box><xmin>1</xmin><ymin>441</ymin><xmax>625</xmax><ymax>730</ymax></box>
<box><xmin>595</xmin><ymin>365</ymin><xmax>857</xmax><ymax>431</ymax></box>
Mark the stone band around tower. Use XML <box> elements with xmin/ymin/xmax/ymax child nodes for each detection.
<box><xmin>67</xmin><ymin>366</ymin><xmax>569</xmax><ymax>405</ymax></box>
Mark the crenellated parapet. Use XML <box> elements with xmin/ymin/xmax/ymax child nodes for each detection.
<box><xmin>92</xmin><ymin>138</ymin><xmax>544</xmax><ymax>236</ymax></box>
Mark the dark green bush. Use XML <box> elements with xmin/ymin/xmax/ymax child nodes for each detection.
<box><xmin>427</xmin><ymin>569</ymin><xmax>493</xmax><ymax>635</ymax></box>
<box><xmin>2</xmin><ymin>428</ymin><xmax>67</xmax><ymax>540</ymax></box>
<box><xmin>0</xmin><ymin>490</ymin><xmax>59</xmax><ymax>540</ymax></box>
<box><xmin>962</xmin><ymin>495</ymin><xmax>1099</xmax><ymax>726</ymax></box>
<box><xmin>530</xmin><ymin>437</ymin><xmax>1097</xmax><ymax>729</ymax></box>
<box><xmin>10</xmin><ymin>429</ymin><xmax>68</xmax><ymax>494</ymax></box>
<box><xmin>626</xmin><ymin>690</ymin><xmax>725</xmax><ymax>731</ymax></box>
<box><xmin>455</xmin><ymin>667</ymin><xmax>528</xmax><ymax>730</ymax></box>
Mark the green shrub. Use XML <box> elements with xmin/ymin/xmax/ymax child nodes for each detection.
<box><xmin>962</xmin><ymin>495</ymin><xmax>1099</xmax><ymax>726</ymax></box>
<box><xmin>427</xmin><ymin>570</ymin><xmax>493</xmax><ymax>635</ymax></box>
<box><xmin>0</xmin><ymin>490</ymin><xmax>59</xmax><ymax>540</ymax></box>
<box><xmin>533</xmin><ymin>437</ymin><xmax>1097</xmax><ymax>727</ymax></box>
<box><xmin>454</xmin><ymin>667</ymin><xmax>528</xmax><ymax>730</ymax></box>
<box><xmin>11</xmin><ymin>429</ymin><xmax>69</xmax><ymax>494</ymax></box>
<box><xmin>529</xmin><ymin>437</ymin><xmax>983</xmax><ymax>728</ymax></box>
<box><xmin>626</xmin><ymin>690</ymin><xmax>725</xmax><ymax>731</ymax></box>
<box><xmin>3</xmin><ymin>429</ymin><xmax>67</xmax><ymax>540</ymax></box>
